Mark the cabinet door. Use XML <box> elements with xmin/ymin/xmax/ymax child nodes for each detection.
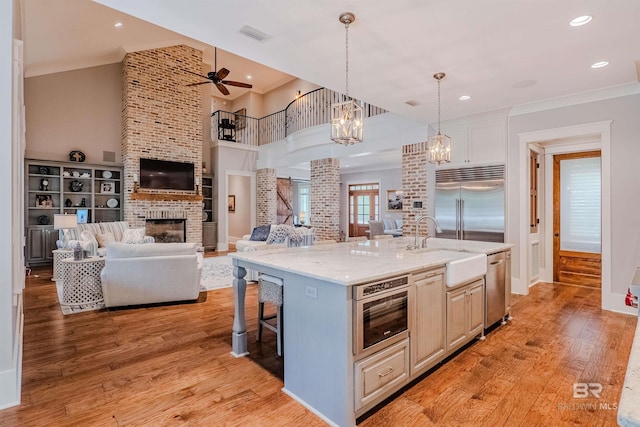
<box><xmin>412</xmin><ymin>269</ymin><xmax>445</xmax><ymax>374</ymax></box>
<box><xmin>27</xmin><ymin>227</ymin><xmax>47</xmax><ymax>262</ymax></box>
<box><xmin>446</xmin><ymin>286</ymin><xmax>468</xmax><ymax>351</ymax></box>
<box><xmin>467</xmin><ymin>121</ymin><xmax>505</xmax><ymax>164</ymax></box>
<box><xmin>468</xmin><ymin>279</ymin><xmax>485</xmax><ymax>336</ymax></box>
<box><xmin>45</xmin><ymin>229</ymin><xmax>59</xmax><ymax>261</ymax></box>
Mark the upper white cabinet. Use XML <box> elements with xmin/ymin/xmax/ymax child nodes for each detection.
<box><xmin>439</xmin><ymin>115</ymin><xmax>507</xmax><ymax>167</ymax></box>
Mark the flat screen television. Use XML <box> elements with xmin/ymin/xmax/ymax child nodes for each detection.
<box><xmin>140</xmin><ymin>158</ymin><xmax>195</xmax><ymax>191</ymax></box>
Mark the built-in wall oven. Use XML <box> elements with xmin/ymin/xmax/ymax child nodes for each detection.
<box><xmin>353</xmin><ymin>275</ymin><xmax>410</xmax><ymax>357</ymax></box>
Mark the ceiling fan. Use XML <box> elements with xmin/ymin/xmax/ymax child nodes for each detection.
<box><xmin>184</xmin><ymin>48</ymin><xmax>253</xmax><ymax>96</ymax></box>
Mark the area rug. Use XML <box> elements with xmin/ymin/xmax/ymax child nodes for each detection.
<box><xmin>200</xmin><ymin>256</ymin><xmax>235</xmax><ymax>291</ymax></box>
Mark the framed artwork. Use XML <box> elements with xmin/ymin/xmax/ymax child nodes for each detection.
<box><xmin>228</xmin><ymin>195</ymin><xmax>236</xmax><ymax>212</ymax></box>
<box><xmin>387</xmin><ymin>190</ymin><xmax>403</xmax><ymax>210</ymax></box>
<box><xmin>235</xmin><ymin>108</ymin><xmax>246</xmax><ymax>130</ymax></box>
<box><xmin>101</xmin><ymin>181</ymin><xmax>115</xmax><ymax>194</ymax></box>
<box><xmin>35</xmin><ymin>194</ymin><xmax>53</xmax><ymax>208</ymax></box>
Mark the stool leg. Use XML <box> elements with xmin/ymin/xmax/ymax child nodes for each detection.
<box><xmin>276</xmin><ymin>304</ymin><xmax>283</xmax><ymax>357</ymax></box>
<box><xmin>257</xmin><ymin>301</ymin><xmax>264</xmax><ymax>342</ymax></box>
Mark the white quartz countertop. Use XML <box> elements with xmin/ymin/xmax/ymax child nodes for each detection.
<box><xmin>229</xmin><ymin>237</ymin><xmax>513</xmax><ymax>286</ymax></box>
<box><xmin>619</xmin><ymin>288</ymin><xmax>640</xmax><ymax>427</ymax></box>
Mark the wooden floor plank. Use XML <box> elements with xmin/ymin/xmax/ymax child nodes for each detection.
<box><xmin>0</xmin><ymin>260</ymin><xmax>636</xmax><ymax>426</ymax></box>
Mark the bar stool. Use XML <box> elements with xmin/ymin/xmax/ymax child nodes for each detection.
<box><xmin>257</xmin><ymin>274</ymin><xmax>284</xmax><ymax>356</ymax></box>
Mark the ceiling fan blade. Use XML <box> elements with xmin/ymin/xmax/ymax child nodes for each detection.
<box><xmin>216</xmin><ymin>68</ymin><xmax>230</xmax><ymax>80</ymax></box>
<box><xmin>216</xmin><ymin>83</ymin><xmax>230</xmax><ymax>96</ymax></box>
<box><xmin>222</xmin><ymin>81</ymin><xmax>253</xmax><ymax>89</ymax></box>
<box><xmin>186</xmin><ymin>81</ymin><xmax>212</xmax><ymax>87</ymax></box>
<box><xmin>181</xmin><ymin>68</ymin><xmax>210</xmax><ymax>80</ymax></box>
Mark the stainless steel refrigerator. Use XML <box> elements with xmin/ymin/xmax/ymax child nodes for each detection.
<box><xmin>435</xmin><ymin>164</ymin><xmax>505</xmax><ymax>243</ymax></box>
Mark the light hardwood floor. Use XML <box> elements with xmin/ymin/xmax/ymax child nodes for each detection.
<box><xmin>0</xmin><ymin>255</ymin><xmax>636</xmax><ymax>426</ymax></box>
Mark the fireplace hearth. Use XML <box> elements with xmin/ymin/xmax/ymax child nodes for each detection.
<box><xmin>146</xmin><ymin>219</ymin><xmax>186</xmax><ymax>243</ymax></box>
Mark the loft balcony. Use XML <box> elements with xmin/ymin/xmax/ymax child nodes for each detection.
<box><xmin>211</xmin><ymin>87</ymin><xmax>386</xmax><ymax>146</ymax></box>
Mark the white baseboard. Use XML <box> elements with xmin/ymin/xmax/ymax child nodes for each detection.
<box><xmin>281</xmin><ymin>387</ymin><xmax>340</xmax><ymax>427</ymax></box>
<box><xmin>217</xmin><ymin>242</ymin><xmax>229</xmax><ymax>251</ymax></box>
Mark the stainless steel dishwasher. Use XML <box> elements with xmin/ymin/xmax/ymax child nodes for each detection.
<box><xmin>485</xmin><ymin>251</ymin><xmax>508</xmax><ymax>327</ymax></box>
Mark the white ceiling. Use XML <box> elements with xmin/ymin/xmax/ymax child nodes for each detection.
<box><xmin>22</xmin><ymin>0</ymin><xmax>640</xmax><ymax>171</ymax></box>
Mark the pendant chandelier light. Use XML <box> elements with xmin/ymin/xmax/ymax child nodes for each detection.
<box><xmin>331</xmin><ymin>12</ymin><xmax>363</xmax><ymax>146</ymax></box>
<box><xmin>428</xmin><ymin>72</ymin><xmax>451</xmax><ymax>165</ymax></box>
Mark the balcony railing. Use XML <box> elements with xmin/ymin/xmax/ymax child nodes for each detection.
<box><xmin>211</xmin><ymin>87</ymin><xmax>387</xmax><ymax>147</ymax></box>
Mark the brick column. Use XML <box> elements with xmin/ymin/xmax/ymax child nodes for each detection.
<box><xmin>310</xmin><ymin>158</ymin><xmax>340</xmax><ymax>241</ymax></box>
<box><xmin>257</xmin><ymin>168</ymin><xmax>277</xmax><ymax>226</ymax></box>
<box><xmin>121</xmin><ymin>45</ymin><xmax>203</xmax><ymax>243</ymax></box>
<box><xmin>402</xmin><ymin>142</ymin><xmax>429</xmax><ymax>238</ymax></box>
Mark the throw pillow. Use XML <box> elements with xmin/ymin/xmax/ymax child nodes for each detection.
<box><xmin>266</xmin><ymin>224</ymin><xmax>291</xmax><ymax>244</ymax></box>
<box><xmin>121</xmin><ymin>228</ymin><xmax>146</xmax><ymax>244</ymax></box>
<box><xmin>95</xmin><ymin>231</ymin><xmax>116</xmax><ymax>248</ymax></box>
<box><xmin>249</xmin><ymin>225</ymin><xmax>271</xmax><ymax>241</ymax></box>
<box><xmin>383</xmin><ymin>219</ymin><xmax>393</xmax><ymax>230</ymax></box>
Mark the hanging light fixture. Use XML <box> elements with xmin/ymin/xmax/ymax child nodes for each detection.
<box><xmin>428</xmin><ymin>72</ymin><xmax>451</xmax><ymax>165</ymax></box>
<box><xmin>331</xmin><ymin>12</ymin><xmax>363</xmax><ymax>146</ymax></box>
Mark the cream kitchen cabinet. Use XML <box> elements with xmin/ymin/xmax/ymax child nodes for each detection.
<box><xmin>411</xmin><ymin>267</ymin><xmax>446</xmax><ymax>376</ymax></box>
<box><xmin>439</xmin><ymin>118</ymin><xmax>506</xmax><ymax>167</ymax></box>
<box><xmin>446</xmin><ymin>278</ymin><xmax>484</xmax><ymax>353</ymax></box>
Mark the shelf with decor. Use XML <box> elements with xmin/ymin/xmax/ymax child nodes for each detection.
<box><xmin>24</xmin><ymin>160</ymin><xmax>123</xmax><ymax>265</ymax></box>
<box><xmin>201</xmin><ymin>175</ymin><xmax>216</xmax><ymax>250</ymax></box>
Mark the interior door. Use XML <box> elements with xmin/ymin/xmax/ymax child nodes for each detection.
<box><xmin>349</xmin><ymin>184</ymin><xmax>379</xmax><ymax>237</ymax></box>
<box><xmin>553</xmin><ymin>151</ymin><xmax>602</xmax><ymax>287</ymax></box>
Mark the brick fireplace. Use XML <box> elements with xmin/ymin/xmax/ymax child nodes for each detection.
<box><xmin>120</xmin><ymin>45</ymin><xmax>203</xmax><ymax>244</ymax></box>
<box><xmin>145</xmin><ymin>218</ymin><xmax>186</xmax><ymax>243</ymax></box>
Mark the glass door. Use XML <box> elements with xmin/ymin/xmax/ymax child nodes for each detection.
<box><xmin>349</xmin><ymin>183</ymin><xmax>379</xmax><ymax>237</ymax></box>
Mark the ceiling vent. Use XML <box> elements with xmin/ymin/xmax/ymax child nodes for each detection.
<box><xmin>405</xmin><ymin>100</ymin><xmax>421</xmax><ymax>107</ymax></box>
<box><xmin>239</xmin><ymin>25</ymin><xmax>271</xmax><ymax>42</ymax></box>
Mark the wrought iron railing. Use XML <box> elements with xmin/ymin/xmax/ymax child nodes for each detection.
<box><xmin>211</xmin><ymin>87</ymin><xmax>387</xmax><ymax>147</ymax></box>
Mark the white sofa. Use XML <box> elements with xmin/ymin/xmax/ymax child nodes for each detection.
<box><xmin>66</xmin><ymin>221</ymin><xmax>155</xmax><ymax>257</ymax></box>
<box><xmin>100</xmin><ymin>242</ymin><xmax>203</xmax><ymax>308</ymax></box>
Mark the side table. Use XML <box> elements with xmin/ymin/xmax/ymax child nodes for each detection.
<box><xmin>60</xmin><ymin>257</ymin><xmax>106</xmax><ymax>306</ymax></box>
<box><xmin>52</xmin><ymin>249</ymin><xmax>74</xmax><ymax>282</ymax></box>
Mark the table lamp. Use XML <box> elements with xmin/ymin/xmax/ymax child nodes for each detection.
<box><xmin>54</xmin><ymin>213</ymin><xmax>78</xmax><ymax>249</ymax></box>
<box><xmin>299</xmin><ymin>211</ymin><xmax>306</xmax><ymax>225</ymax></box>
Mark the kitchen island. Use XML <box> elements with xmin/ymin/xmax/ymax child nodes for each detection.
<box><xmin>229</xmin><ymin>237</ymin><xmax>512</xmax><ymax>426</ymax></box>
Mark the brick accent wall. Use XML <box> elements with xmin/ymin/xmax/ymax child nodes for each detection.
<box><xmin>310</xmin><ymin>158</ymin><xmax>340</xmax><ymax>241</ymax></box>
<box><xmin>402</xmin><ymin>142</ymin><xmax>429</xmax><ymax>238</ymax></box>
<box><xmin>121</xmin><ymin>45</ymin><xmax>203</xmax><ymax>244</ymax></box>
<box><xmin>256</xmin><ymin>168</ymin><xmax>277</xmax><ymax>226</ymax></box>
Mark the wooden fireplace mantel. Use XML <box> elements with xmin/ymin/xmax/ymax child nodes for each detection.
<box><xmin>130</xmin><ymin>192</ymin><xmax>203</xmax><ymax>202</ymax></box>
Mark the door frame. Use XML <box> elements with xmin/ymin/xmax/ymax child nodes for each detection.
<box><xmin>517</xmin><ymin>121</ymin><xmax>613</xmax><ymax>309</ymax></box>
<box><xmin>343</xmin><ymin>179</ymin><xmax>381</xmax><ymax>238</ymax></box>
<box><xmin>223</xmin><ymin>170</ymin><xmax>256</xmax><ymax>250</ymax></box>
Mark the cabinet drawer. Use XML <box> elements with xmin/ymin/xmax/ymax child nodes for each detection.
<box><xmin>355</xmin><ymin>338</ymin><xmax>409</xmax><ymax>411</ymax></box>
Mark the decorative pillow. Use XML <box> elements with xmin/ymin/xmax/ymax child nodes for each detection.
<box><xmin>383</xmin><ymin>219</ymin><xmax>394</xmax><ymax>230</ymax></box>
<box><xmin>249</xmin><ymin>225</ymin><xmax>271</xmax><ymax>241</ymax></box>
<box><xmin>395</xmin><ymin>219</ymin><xmax>403</xmax><ymax>229</ymax></box>
<box><xmin>121</xmin><ymin>227</ymin><xmax>146</xmax><ymax>244</ymax></box>
<box><xmin>95</xmin><ymin>231</ymin><xmax>116</xmax><ymax>248</ymax></box>
<box><xmin>266</xmin><ymin>224</ymin><xmax>291</xmax><ymax>244</ymax></box>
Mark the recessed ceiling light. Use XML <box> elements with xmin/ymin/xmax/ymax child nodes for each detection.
<box><xmin>114</xmin><ymin>22</ymin><xmax>123</xmax><ymax>28</ymax></box>
<box><xmin>591</xmin><ymin>61</ymin><xmax>609</xmax><ymax>68</ymax></box>
<box><xmin>570</xmin><ymin>15</ymin><xmax>592</xmax><ymax>27</ymax></box>
<box><xmin>405</xmin><ymin>100</ymin><xmax>421</xmax><ymax>107</ymax></box>
<box><xmin>458</xmin><ymin>95</ymin><xmax>471</xmax><ymax>101</ymax></box>
<box><xmin>246</xmin><ymin>75</ymin><xmax>252</xmax><ymax>80</ymax></box>
<box><xmin>512</xmin><ymin>80</ymin><xmax>537</xmax><ymax>88</ymax></box>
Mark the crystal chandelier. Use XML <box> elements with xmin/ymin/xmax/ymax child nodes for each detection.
<box><xmin>331</xmin><ymin>12</ymin><xmax>363</xmax><ymax>146</ymax></box>
<box><xmin>428</xmin><ymin>72</ymin><xmax>451</xmax><ymax>165</ymax></box>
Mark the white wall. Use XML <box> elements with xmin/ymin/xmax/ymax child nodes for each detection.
<box><xmin>228</xmin><ymin>174</ymin><xmax>251</xmax><ymax>240</ymax></box>
<box><xmin>507</xmin><ymin>90</ymin><xmax>640</xmax><ymax>312</ymax></box>
<box><xmin>213</xmin><ymin>142</ymin><xmax>258</xmax><ymax>250</ymax></box>
<box><xmin>24</xmin><ymin>64</ymin><xmax>122</xmax><ymax>164</ymax></box>
<box><xmin>1</xmin><ymin>0</ymin><xmax>22</xmax><ymax>410</ymax></box>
